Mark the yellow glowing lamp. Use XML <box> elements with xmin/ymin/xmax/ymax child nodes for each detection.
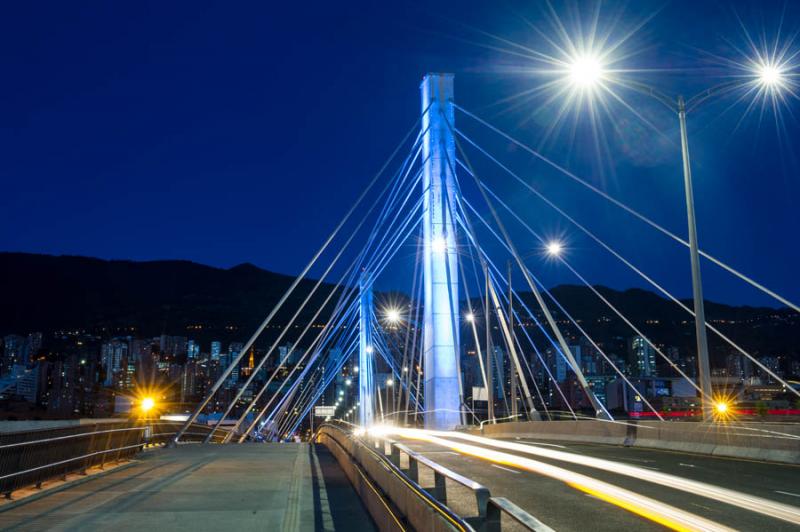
<box><xmin>141</xmin><ymin>397</ymin><xmax>156</xmax><ymax>413</ymax></box>
<box><xmin>714</xmin><ymin>401</ymin><xmax>729</xmax><ymax>415</ymax></box>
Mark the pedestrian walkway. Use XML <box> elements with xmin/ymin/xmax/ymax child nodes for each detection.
<box><xmin>0</xmin><ymin>443</ymin><xmax>375</xmax><ymax>531</ymax></box>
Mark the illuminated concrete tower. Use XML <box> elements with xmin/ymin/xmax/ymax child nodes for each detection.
<box><xmin>358</xmin><ymin>273</ymin><xmax>375</xmax><ymax>427</ymax></box>
<box><xmin>421</xmin><ymin>73</ymin><xmax>461</xmax><ymax>429</ymax></box>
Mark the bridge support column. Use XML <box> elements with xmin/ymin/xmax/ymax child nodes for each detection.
<box><xmin>421</xmin><ymin>73</ymin><xmax>461</xmax><ymax>430</ymax></box>
<box><xmin>359</xmin><ymin>274</ymin><xmax>375</xmax><ymax>427</ymax></box>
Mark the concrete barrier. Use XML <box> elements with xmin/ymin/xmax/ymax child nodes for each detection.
<box><xmin>474</xmin><ymin>420</ymin><xmax>630</xmax><ymax>446</ymax></box>
<box><xmin>318</xmin><ymin>426</ymin><xmax>463</xmax><ymax>532</ymax></box>
<box><xmin>633</xmin><ymin>421</ymin><xmax>800</xmax><ymax>464</ymax></box>
<box><xmin>318</xmin><ymin>431</ymin><xmax>406</xmax><ymax>532</ymax></box>
<box><xmin>471</xmin><ymin>420</ymin><xmax>800</xmax><ymax>464</ymax></box>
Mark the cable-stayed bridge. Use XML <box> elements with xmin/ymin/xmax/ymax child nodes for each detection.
<box><xmin>2</xmin><ymin>73</ymin><xmax>799</xmax><ymax>531</ymax></box>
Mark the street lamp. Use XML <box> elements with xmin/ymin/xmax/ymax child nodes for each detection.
<box><xmin>757</xmin><ymin>61</ymin><xmax>784</xmax><ymax>89</ymax></box>
<box><xmin>568</xmin><ymin>53</ymin><xmax>606</xmax><ymax>89</ymax></box>
<box><xmin>385</xmin><ymin>308</ymin><xmax>401</xmax><ymax>323</ymax></box>
<box><xmin>545</xmin><ymin>240</ymin><xmax>563</xmax><ymax>257</ymax></box>
<box><xmin>554</xmin><ymin>58</ymin><xmax>793</xmax><ymax>420</ymax></box>
<box><xmin>140</xmin><ymin>396</ymin><xmax>156</xmax><ymax>415</ymax></box>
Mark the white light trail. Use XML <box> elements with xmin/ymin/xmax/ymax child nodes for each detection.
<box><xmin>383</xmin><ymin>427</ymin><xmax>733</xmax><ymax>532</ymax></box>
<box><xmin>427</xmin><ymin>430</ymin><xmax>800</xmax><ymax>527</ymax></box>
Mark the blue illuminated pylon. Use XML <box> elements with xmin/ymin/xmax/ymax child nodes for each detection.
<box><xmin>358</xmin><ymin>273</ymin><xmax>375</xmax><ymax>427</ymax></box>
<box><xmin>421</xmin><ymin>74</ymin><xmax>461</xmax><ymax>430</ymax></box>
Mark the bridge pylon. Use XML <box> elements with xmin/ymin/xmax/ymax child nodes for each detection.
<box><xmin>421</xmin><ymin>73</ymin><xmax>461</xmax><ymax>430</ymax></box>
<box><xmin>358</xmin><ymin>273</ymin><xmax>376</xmax><ymax>427</ymax></box>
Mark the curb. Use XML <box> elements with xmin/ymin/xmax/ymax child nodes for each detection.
<box><xmin>0</xmin><ymin>460</ymin><xmax>140</xmax><ymax>513</ymax></box>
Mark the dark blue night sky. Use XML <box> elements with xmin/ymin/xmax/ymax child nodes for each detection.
<box><xmin>2</xmin><ymin>1</ymin><xmax>798</xmax><ymax>307</ymax></box>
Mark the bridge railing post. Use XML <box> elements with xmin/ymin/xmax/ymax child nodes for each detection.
<box><xmin>407</xmin><ymin>455</ymin><xmax>419</xmax><ymax>482</ymax></box>
<box><xmin>484</xmin><ymin>500</ymin><xmax>502</xmax><ymax>532</ymax></box>
<box><xmin>432</xmin><ymin>470</ymin><xmax>447</xmax><ymax>504</ymax></box>
<box><xmin>389</xmin><ymin>443</ymin><xmax>401</xmax><ymax>467</ymax></box>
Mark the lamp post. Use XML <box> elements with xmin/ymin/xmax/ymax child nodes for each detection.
<box><xmin>559</xmin><ymin>55</ymin><xmax>787</xmax><ymax>420</ymax></box>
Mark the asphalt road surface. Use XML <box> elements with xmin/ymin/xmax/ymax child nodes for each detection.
<box><xmin>389</xmin><ymin>431</ymin><xmax>800</xmax><ymax>531</ymax></box>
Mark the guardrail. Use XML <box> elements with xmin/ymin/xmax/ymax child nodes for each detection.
<box><xmin>486</xmin><ymin>497</ymin><xmax>554</xmax><ymax>532</ymax></box>
<box><xmin>391</xmin><ymin>441</ymin><xmax>490</xmax><ymax>518</ymax></box>
<box><xmin>317</xmin><ymin>423</ymin><xmax>552</xmax><ymax>532</ymax></box>
<box><xmin>150</xmin><ymin>421</ymin><xmax>228</xmax><ymax>445</ymax></box>
<box><xmin>0</xmin><ymin>420</ymin><xmax>227</xmax><ymax>498</ymax></box>
<box><xmin>0</xmin><ymin>422</ymin><xmax>143</xmax><ymax>497</ymax></box>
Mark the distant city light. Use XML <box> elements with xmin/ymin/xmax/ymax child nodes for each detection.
<box><xmin>385</xmin><ymin>308</ymin><xmax>401</xmax><ymax>323</ymax></box>
<box><xmin>546</xmin><ymin>240</ymin><xmax>564</xmax><ymax>256</ymax></box>
<box><xmin>365</xmin><ymin>346</ymin><xmax>373</xmax><ymax>354</ymax></box>
<box><xmin>345</xmin><ymin>378</ymin><xmax>352</xmax><ymax>386</ymax></box>
<box><xmin>431</xmin><ymin>236</ymin><xmax>448</xmax><ymax>253</ymax></box>
<box><xmin>402</xmin><ymin>366</ymin><xmax>408</xmax><ymax>373</ymax></box>
<box><xmin>386</xmin><ymin>378</ymin><xmax>394</xmax><ymax>387</ymax></box>
<box><xmin>714</xmin><ymin>401</ymin><xmax>730</xmax><ymax>415</ymax></box>
<box><xmin>465</xmin><ymin>312</ymin><xmax>475</xmax><ymax>322</ymax></box>
<box><xmin>353</xmin><ymin>365</ymin><xmax>359</xmax><ymax>373</ymax></box>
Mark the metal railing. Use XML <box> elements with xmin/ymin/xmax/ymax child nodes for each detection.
<box><xmin>149</xmin><ymin>421</ymin><xmax>228</xmax><ymax>445</ymax></box>
<box><xmin>0</xmin><ymin>420</ymin><xmax>228</xmax><ymax>498</ymax></box>
<box><xmin>0</xmin><ymin>422</ymin><xmax>143</xmax><ymax>497</ymax></box>
<box><xmin>486</xmin><ymin>497</ymin><xmax>554</xmax><ymax>532</ymax></box>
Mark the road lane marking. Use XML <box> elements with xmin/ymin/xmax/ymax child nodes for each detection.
<box><xmin>678</xmin><ymin>463</ymin><xmax>696</xmax><ymax>468</ymax></box>
<box><xmin>491</xmin><ymin>464</ymin><xmax>521</xmax><ymax>474</ymax></box>
<box><xmin>514</xmin><ymin>439</ymin><xmax>567</xmax><ymax>449</ymax></box>
<box><xmin>631</xmin><ymin>465</ymin><xmax>660</xmax><ymax>471</ymax></box>
<box><xmin>776</xmin><ymin>491</ymin><xmax>800</xmax><ymax>498</ymax></box>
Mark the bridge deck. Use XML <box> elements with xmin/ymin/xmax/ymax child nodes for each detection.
<box><xmin>0</xmin><ymin>443</ymin><xmax>374</xmax><ymax>532</ymax></box>
<box><xmin>391</xmin><ymin>434</ymin><xmax>800</xmax><ymax>531</ymax></box>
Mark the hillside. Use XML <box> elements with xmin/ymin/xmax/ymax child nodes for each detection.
<box><xmin>0</xmin><ymin>252</ymin><xmax>340</xmax><ymax>344</ymax></box>
<box><xmin>0</xmin><ymin>252</ymin><xmax>796</xmax><ymax>361</ymax></box>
